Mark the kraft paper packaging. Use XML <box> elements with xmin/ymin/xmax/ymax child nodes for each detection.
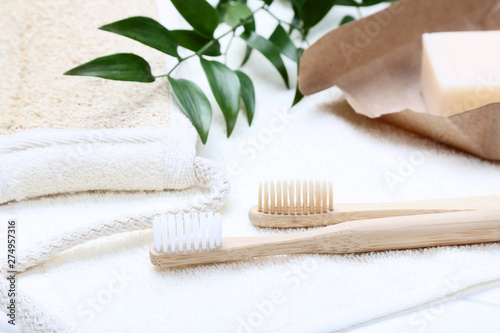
<box><xmin>299</xmin><ymin>0</ymin><xmax>500</xmax><ymax>161</ymax></box>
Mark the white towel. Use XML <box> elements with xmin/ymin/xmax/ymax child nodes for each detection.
<box><xmin>0</xmin><ymin>116</ymin><xmax>197</xmax><ymax>204</ymax></box>
<box><xmin>3</xmin><ymin>127</ymin><xmax>500</xmax><ymax>333</ymax></box>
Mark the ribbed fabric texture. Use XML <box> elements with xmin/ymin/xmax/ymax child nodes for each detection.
<box><xmin>0</xmin><ymin>118</ymin><xmax>198</xmax><ymax>203</ymax></box>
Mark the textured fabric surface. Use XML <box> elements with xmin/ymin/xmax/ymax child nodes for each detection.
<box><xmin>0</xmin><ymin>117</ymin><xmax>198</xmax><ymax>203</ymax></box>
<box><xmin>0</xmin><ymin>156</ymin><xmax>229</xmax><ymax>333</ymax></box>
<box><xmin>0</xmin><ymin>0</ymin><xmax>170</xmax><ymax>134</ymax></box>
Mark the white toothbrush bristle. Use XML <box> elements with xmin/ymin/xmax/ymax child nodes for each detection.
<box><xmin>153</xmin><ymin>216</ymin><xmax>161</xmax><ymax>252</ymax></box>
<box><xmin>184</xmin><ymin>213</ymin><xmax>192</xmax><ymax>252</ymax></box>
<box><xmin>176</xmin><ymin>216</ymin><xmax>184</xmax><ymax>253</ymax></box>
<box><xmin>167</xmin><ymin>214</ymin><xmax>176</xmax><ymax>253</ymax></box>
<box><xmin>215</xmin><ymin>213</ymin><xmax>223</xmax><ymax>247</ymax></box>
<box><xmin>153</xmin><ymin>212</ymin><xmax>223</xmax><ymax>253</ymax></box>
<box><xmin>208</xmin><ymin>214</ymin><xmax>215</xmax><ymax>250</ymax></box>
<box><xmin>192</xmin><ymin>213</ymin><xmax>200</xmax><ymax>251</ymax></box>
<box><xmin>160</xmin><ymin>214</ymin><xmax>168</xmax><ymax>254</ymax></box>
<box><xmin>200</xmin><ymin>213</ymin><xmax>208</xmax><ymax>250</ymax></box>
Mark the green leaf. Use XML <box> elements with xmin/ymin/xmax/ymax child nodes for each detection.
<box><xmin>290</xmin><ymin>12</ymin><xmax>301</xmax><ymax>34</ymax></box>
<box><xmin>292</xmin><ymin>86</ymin><xmax>304</xmax><ymax>106</ymax></box>
<box><xmin>287</xmin><ymin>7</ymin><xmax>302</xmax><ymax>35</ymax></box>
<box><xmin>337</xmin><ymin>0</ymin><xmax>360</xmax><ymax>6</ymax></box>
<box><xmin>224</xmin><ymin>1</ymin><xmax>252</xmax><ymax>27</ymax></box>
<box><xmin>361</xmin><ymin>0</ymin><xmax>389</xmax><ymax>5</ymax></box>
<box><xmin>216</xmin><ymin>0</ymin><xmax>230</xmax><ymax>21</ymax></box>
<box><xmin>298</xmin><ymin>0</ymin><xmax>337</xmax><ymax>29</ymax></box>
<box><xmin>171</xmin><ymin>0</ymin><xmax>219</xmax><ymax>38</ymax></box>
<box><xmin>217</xmin><ymin>0</ymin><xmax>249</xmax><ymax>22</ymax></box>
<box><xmin>64</xmin><ymin>53</ymin><xmax>155</xmax><ymax>82</ymax></box>
<box><xmin>240</xmin><ymin>31</ymin><xmax>289</xmax><ymax>88</ymax></box>
<box><xmin>337</xmin><ymin>0</ymin><xmax>392</xmax><ymax>6</ymax></box>
<box><xmin>99</xmin><ymin>17</ymin><xmax>179</xmax><ymax>58</ymax></box>
<box><xmin>296</xmin><ymin>47</ymin><xmax>304</xmax><ymax>61</ymax></box>
<box><xmin>290</xmin><ymin>0</ymin><xmax>306</xmax><ymax>9</ymax></box>
<box><xmin>340</xmin><ymin>15</ymin><xmax>355</xmax><ymax>25</ymax></box>
<box><xmin>241</xmin><ymin>46</ymin><xmax>253</xmax><ymax>67</ymax></box>
<box><xmin>240</xmin><ymin>15</ymin><xmax>256</xmax><ymax>67</ymax></box>
<box><xmin>292</xmin><ymin>48</ymin><xmax>305</xmax><ymax>106</ymax></box>
<box><xmin>168</xmin><ymin>77</ymin><xmax>212</xmax><ymax>144</ymax></box>
<box><xmin>264</xmin><ymin>0</ymin><xmax>274</xmax><ymax>5</ymax></box>
<box><xmin>200</xmin><ymin>58</ymin><xmax>241</xmax><ymax>137</ymax></box>
<box><xmin>235</xmin><ymin>70</ymin><xmax>255</xmax><ymax>125</ymax></box>
<box><xmin>171</xmin><ymin>30</ymin><xmax>221</xmax><ymax>56</ymax></box>
<box><xmin>269</xmin><ymin>24</ymin><xmax>297</xmax><ymax>62</ymax></box>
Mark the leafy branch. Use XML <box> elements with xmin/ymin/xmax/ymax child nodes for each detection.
<box><xmin>64</xmin><ymin>0</ymin><xmax>394</xmax><ymax>144</ymax></box>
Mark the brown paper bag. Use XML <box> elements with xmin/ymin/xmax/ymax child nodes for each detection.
<box><xmin>299</xmin><ymin>0</ymin><xmax>500</xmax><ymax>160</ymax></box>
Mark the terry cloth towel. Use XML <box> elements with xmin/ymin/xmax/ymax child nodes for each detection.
<box><xmin>0</xmin><ymin>122</ymin><xmax>197</xmax><ymax>203</ymax></box>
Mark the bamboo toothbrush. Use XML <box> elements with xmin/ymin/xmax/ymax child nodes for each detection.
<box><xmin>150</xmin><ymin>209</ymin><xmax>500</xmax><ymax>268</ymax></box>
<box><xmin>248</xmin><ymin>180</ymin><xmax>500</xmax><ymax>228</ymax></box>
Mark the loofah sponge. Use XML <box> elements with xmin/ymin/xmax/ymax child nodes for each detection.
<box><xmin>0</xmin><ymin>0</ymin><xmax>170</xmax><ymax>134</ymax></box>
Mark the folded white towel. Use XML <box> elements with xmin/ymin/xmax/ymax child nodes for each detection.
<box><xmin>0</xmin><ymin>116</ymin><xmax>197</xmax><ymax>203</ymax></box>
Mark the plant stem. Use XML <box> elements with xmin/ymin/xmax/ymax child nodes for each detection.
<box><xmin>158</xmin><ymin>8</ymin><xmax>263</xmax><ymax>78</ymax></box>
<box><xmin>356</xmin><ymin>7</ymin><xmax>363</xmax><ymax>18</ymax></box>
<box><xmin>262</xmin><ymin>6</ymin><xmax>310</xmax><ymax>45</ymax></box>
<box><xmin>262</xmin><ymin>6</ymin><xmax>305</xmax><ymax>37</ymax></box>
<box><xmin>224</xmin><ymin>31</ymin><xmax>236</xmax><ymax>65</ymax></box>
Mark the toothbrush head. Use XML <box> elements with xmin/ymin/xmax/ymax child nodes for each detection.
<box><xmin>249</xmin><ymin>180</ymin><xmax>334</xmax><ymax>228</ymax></box>
<box><xmin>258</xmin><ymin>180</ymin><xmax>333</xmax><ymax>215</ymax></box>
<box><xmin>151</xmin><ymin>212</ymin><xmax>223</xmax><ymax>257</ymax></box>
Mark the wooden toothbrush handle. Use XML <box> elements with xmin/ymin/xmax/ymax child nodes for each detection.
<box><xmin>250</xmin><ymin>195</ymin><xmax>500</xmax><ymax>228</ymax></box>
<box><xmin>338</xmin><ymin>195</ymin><xmax>500</xmax><ymax>212</ymax></box>
<box><xmin>261</xmin><ymin>209</ymin><xmax>500</xmax><ymax>255</ymax></box>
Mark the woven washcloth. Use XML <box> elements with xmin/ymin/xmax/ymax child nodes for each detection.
<box><xmin>0</xmin><ymin>0</ymin><xmax>169</xmax><ymax>134</ymax></box>
<box><xmin>0</xmin><ymin>119</ymin><xmax>197</xmax><ymax>203</ymax></box>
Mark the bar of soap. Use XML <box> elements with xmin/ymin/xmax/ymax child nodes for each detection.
<box><xmin>421</xmin><ymin>31</ymin><xmax>500</xmax><ymax>117</ymax></box>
